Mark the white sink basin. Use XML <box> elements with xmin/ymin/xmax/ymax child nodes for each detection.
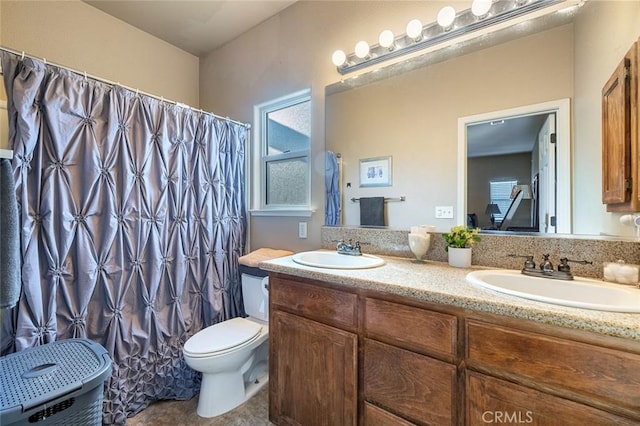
<box><xmin>466</xmin><ymin>269</ymin><xmax>640</xmax><ymax>313</ymax></box>
<box><xmin>292</xmin><ymin>251</ymin><xmax>385</xmax><ymax>269</ymax></box>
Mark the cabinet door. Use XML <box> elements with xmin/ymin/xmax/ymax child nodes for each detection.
<box><xmin>602</xmin><ymin>55</ymin><xmax>631</xmax><ymax>204</ymax></box>
<box><xmin>270</xmin><ymin>310</ymin><xmax>358</xmax><ymax>426</ymax></box>
<box><xmin>364</xmin><ymin>339</ymin><xmax>456</xmax><ymax>425</ymax></box>
<box><xmin>467</xmin><ymin>371</ymin><xmax>638</xmax><ymax>426</ymax></box>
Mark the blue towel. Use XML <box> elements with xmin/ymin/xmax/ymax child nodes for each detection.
<box><xmin>0</xmin><ymin>158</ymin><xmax>20</xmax><ymax>309</ymax></box>
<box><xmin>325</xmin><ymin>151</ymin><xmax>340</xmax><ymax>226</ymax></box>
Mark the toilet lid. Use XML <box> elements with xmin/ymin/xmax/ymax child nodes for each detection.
<box><xmin>184</xmin><ymin>317</ymin><xmax>263</xmax><ymax>356</ymax></box>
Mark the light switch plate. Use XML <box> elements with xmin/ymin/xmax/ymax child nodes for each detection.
<box><xmin>435</xmin><ymin>206</ymin><xmax>454</xmax><ymax>219</ymax></box>
<box><xmin>298</xmin><ymin>222</ymin><xmax>308</xmax><ymax>239</ymax></box>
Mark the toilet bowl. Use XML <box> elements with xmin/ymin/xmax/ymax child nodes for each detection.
<box><xmin>183</xmin><ymin>272</ymin><xmax>270</xmax><ymax>418</ymax></box>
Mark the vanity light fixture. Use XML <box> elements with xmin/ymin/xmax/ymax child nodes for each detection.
<box><xmin>472</xmin><ymin>0</ymin><xmax>494</xmax><ymax>17</ymax></box>
<box><xmin>354</xmin><ymin>41</ymin><xmax>370</xmax><ymax>59</ymax></box>
<box><xmin>379</xmin><ymin>30</ymin><xmax>396</xmax><ymax>50</ymax></box>
<box><xmin>332</xmin><ymin>50</ymin><xmax>347</xmax><ymax>67</ymax></box>
<box><xmin>331</xmin><ymin>0</ymin><xmax>580</xmax><ymax>75</ymax></box>
<box><xmin>406</xmin><ymin>19</ymin><xmax>424</xmax><ymax>41</ymax></box>
<box><xmin>437</xmin><ymin>6</ymin><xmax>457</xmax><ymax>30</ymax></box>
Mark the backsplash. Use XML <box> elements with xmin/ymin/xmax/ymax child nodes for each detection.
<box><xmin>321</xmin><ymin>226</ymin><xmax>640</xmax><ymax>279</ymax></box>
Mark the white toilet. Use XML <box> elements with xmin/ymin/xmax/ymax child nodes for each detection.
<box><xmin>183</xmin><ymin>271</ymin><xmax>269</xmax><ymax>418</ymax></box>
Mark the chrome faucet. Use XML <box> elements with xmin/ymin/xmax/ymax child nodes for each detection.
<box><xmin>508</xmin><ymin>254</ymin><xmax>593</xmax><ymax>281</ymax></box>
<box><xmin>336</xmin><ymin>239</ymin><xmax>362</xmax><ymax>256</ymax></box>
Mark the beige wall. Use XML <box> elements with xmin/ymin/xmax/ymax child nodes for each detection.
<box><xmin>200</xmin><ymin>1</ymin><xmax>480</xmax><ymax>251</ymax></box>
<box><xmin>0</xmin><ymin>2</ymin><xmax>5</xmax><ymax>102</ymax></box>
<box><xmin>0</xmin><ymin>0</ymin><xmax>199</xmax><ymax>106</ymax></box>
<box><xmin>201</xmin><ymin>0</ymin><xmax>640</xmax><ymax>248</ymax></box>
<box><xmin>327</xmin><ymin>25</ymin><xmax>572</xmax><ymax>230</ymax></box>
<box><xmin>573</xmin><ymin>0</ymin><xmax>640</xmax><ymax>236</ymax></box>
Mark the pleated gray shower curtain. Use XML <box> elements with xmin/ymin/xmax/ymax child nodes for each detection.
<box><xmin>0</xmin><ymin>51</ymin><xmax>248</xmax><ymax>424</ymax></box>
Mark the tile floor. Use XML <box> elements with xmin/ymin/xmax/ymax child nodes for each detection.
<box><xmin>126</xmin><ymin>386</ymin><xmax>272</xmax><ymax>426</ymax></box>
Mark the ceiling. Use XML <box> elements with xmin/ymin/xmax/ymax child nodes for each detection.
<box><xmin>84</xmin><ymin>0</ymin><xmax>297</xmax><ymax>57</ymax></box>
<box><xmin>467</xmin><ymin>114</ymin><xmax>549</xmax><ymax>158</ymax></box>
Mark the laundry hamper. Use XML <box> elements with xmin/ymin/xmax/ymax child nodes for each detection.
<box><xmin>0</xmin><ymin>338</ymin><xmax>111</xmax><ymax>426</ymax></box>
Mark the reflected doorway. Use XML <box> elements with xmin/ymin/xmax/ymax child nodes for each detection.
<box><xmin>457</xmin><ymin>99</ymin><xmax>571</xmax><ymax>234</ymax></box>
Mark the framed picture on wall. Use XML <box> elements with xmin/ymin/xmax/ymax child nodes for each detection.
<box><xmin>359</xmin><ymin>156</ymin><xmax>392</xmax><ymax>187</ymax></box>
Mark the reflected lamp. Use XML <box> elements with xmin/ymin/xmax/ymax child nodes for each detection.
<box><xmin>485</xmin><ymin>203</ymin><xmax>501</xmax><ymax>227</ymax></box>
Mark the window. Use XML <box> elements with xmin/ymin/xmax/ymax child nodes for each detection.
<box><xmin>489</xmin><ymin>179</ymin><xmax>517</xmax><ymax>223</ymax></box>
<box><xmin>253</xmin><ymin>90</ymin><xmax>311</xmax><ymax>214</ymax></box>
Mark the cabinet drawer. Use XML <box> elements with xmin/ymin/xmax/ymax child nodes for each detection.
<box><xmin>467</xmin><ymin>371</ymin><xmax>637</xmax><ymax>425</ymax></box>
<box><xmin>466</xmin><ymin>320</ymin><xmax>640</xmax><ymax>414</ymax></box>
<box><xmin>270</xmin><ymin>276</ymin><xmax>357</xmax><ymax>331</ymax></box>
<box><xmin>365</xmin><ymin>297</ymin><xmax>457</xmax><ymax>359</ymax></box>
<box><xmin>363</xmin><ymin>402</ymin><xmax>416</xmax><ymax>426</ymax></box>
<box><xmin>364</xmin><ymin>339</ymin><xmax>456</xmax><ymax>425</ymax></box>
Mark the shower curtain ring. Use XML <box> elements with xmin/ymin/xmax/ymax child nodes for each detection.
<box><xmin>21</xmin><ymin>51</ymin><xmax>25</xmax><ymax>60</ymax></box>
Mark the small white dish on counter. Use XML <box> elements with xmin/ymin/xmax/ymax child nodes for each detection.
<box><xmin>292</xmin><ymin>251</ymin><xmax>385</xmax><ymax>269</ymax></box>
<box><xmin>467</xmin><ymin>269</ymin><xmax>640</xmax><ymax>313</ymax></box>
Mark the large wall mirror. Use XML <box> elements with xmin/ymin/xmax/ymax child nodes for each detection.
<box><xmin>325</xmin><ymin>0</ymin><xmax>640</xmax><ymax>238</ymax></box>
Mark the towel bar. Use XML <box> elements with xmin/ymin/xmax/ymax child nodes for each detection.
<box><xmin>351</xmin><ymin>196</ymin><xmax>405</xmax><ymax>203</ymax></box>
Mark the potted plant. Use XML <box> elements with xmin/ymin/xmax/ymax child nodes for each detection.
<box><xmin>442</xmin><ymin>226</ymin><xmax>481</xmax><ymax>268</ymax></box>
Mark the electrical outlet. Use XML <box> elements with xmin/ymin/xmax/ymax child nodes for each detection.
<box><xmin>298</xmin><ymin>222</ymin><xmax>308</xmax><ymax>239</ymax></box>
<box><xmin>435</xmin><ymin>206</ymin><xmax>454</xmax><ymax>219</ymax></box>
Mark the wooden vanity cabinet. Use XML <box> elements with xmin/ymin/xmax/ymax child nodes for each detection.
<box><xmin>269</xmin><ymin>272</ymin><xmax>640</xmax><ymax>425</ymax></box>
<box><xmin>602</xmin><ymin>39</ymin><xmax>639</xmax><ymax>211</ymax></box>
<box><xmin>269</xmin><ymin>275</ymin><xmax>358</xmax><ymax>426</ymax></box>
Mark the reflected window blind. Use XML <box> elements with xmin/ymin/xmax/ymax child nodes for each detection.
<box><xmin>490</xmin><ymin>180</ymin><xmax>517</xmax><ymax>222</ymax></box>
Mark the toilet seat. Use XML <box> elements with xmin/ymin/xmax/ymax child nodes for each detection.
<box><xmin>184</xmin><ymin>317</ymin><xmax>263</xmax><ymax>358</ymax></box>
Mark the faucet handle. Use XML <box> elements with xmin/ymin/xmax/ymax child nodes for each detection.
<box><xmin>508</xmin><ymin>254</ymin><xmax>535</xmax><ymax>269</ymax></box>
<box><xmin>558</xmin><ymin>257</ymin><xmax>593</xmax><ymax>272</ymax></box>
<box><xmin>540</xmin><ymin>254</ymin><xmax>554</xmax><ymax>272</ymax></box>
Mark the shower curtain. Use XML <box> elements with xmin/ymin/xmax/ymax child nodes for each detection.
<box><xmin>0</xmin><ymin>51</ymin><xmax>248</xmax><ymax>424</ymax></box>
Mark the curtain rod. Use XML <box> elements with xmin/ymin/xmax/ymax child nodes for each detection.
<box><xmin>0</xmin><ymin>45</ymin><xmax>251</xmax><ymax>129</ymax></box>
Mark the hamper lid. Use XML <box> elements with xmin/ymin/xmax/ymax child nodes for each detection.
<box><xmin>0</xmin><ymin>338</ymin><xmax>111</xmax><ymax>422</ymax></box>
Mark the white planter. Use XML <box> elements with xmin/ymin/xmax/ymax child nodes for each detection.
<box><xmin>448</xmin><ymin>247</ymin><xmax>472</xmax><ymax>268</ymax></box>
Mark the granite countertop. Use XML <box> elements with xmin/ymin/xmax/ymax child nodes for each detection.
<box><xmin>260</xmin><ymin>253</ymin><xmax>640</xmax><ymax>342</ymax></box>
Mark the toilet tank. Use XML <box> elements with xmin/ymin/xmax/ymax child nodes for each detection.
<box><xmin>241</xmin><ymin>270</ymin><xmax>269</xmax><ymax>322</ymax></box>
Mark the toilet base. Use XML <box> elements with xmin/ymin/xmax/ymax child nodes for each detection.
<box><xmin>196</xmin><ymin>357</ymin><xmax>269</xmax><ymax>418</ymax></box>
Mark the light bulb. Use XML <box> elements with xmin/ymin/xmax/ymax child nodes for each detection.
<box><xmin>437</xmin><ymin>6</ymin><xmax>456</xmax><ymax>29</ymax></box>
<box><xmin>378</xmin><ymin>30</ymin><xmax>395</xmax><ymax>49</ymax></box>
<box><xmin>406</xmin><ymin>19</ymin><xmax>423</xmax><ymax>40</ymax></box>
<box><xmin>355</xmin><ymin>41</ymin><xmax>370</xmax><ymax>59</ymax></box>
<box><xmin>332</xmin><ymin>50</ymin><xmax>346</xmax><ymax>67</ymax></box>
<box><xmin>471</xmin><ymin>0</ymin><xmax>492</xmax><ymax>17</ymax></box>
